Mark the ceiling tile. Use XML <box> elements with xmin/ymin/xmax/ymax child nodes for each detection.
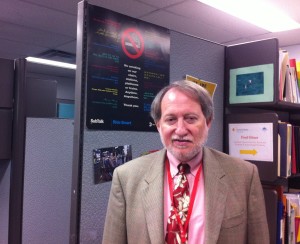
<box><xmin>88</xmin><ymin>0</ymin><xmax>156</xmax><ymax>18</ymax></box>
<box><xmin>0</xmin><ymin>39</ymin><xmax>47</xmax><ymax>59</ymax></box>
<box><xmin>166</xmin><ymin>1</ymin><xmax>268</xmax><ymax>37</ymax></box>
<box><xmin>20</xmin><ymin>0</ymin><xmax>78</xmax><ymax>15</ymax></box>
<box><xmin>257</xmin><ymin>29</ymin><xmax>300</xmax><ymax>47</ymax></box>
<box><xmin>55</xmin><ymin>40</ymin><xmax>77</xmax><ymax>54</ymax></box>
<box><xmin>0</xmin><ymin>21</ymin><xmax>74</xmax><ymax>48</ymax></box>
<box><xmin>141</xmin><ymin>10</ymin><xmax>243</xmax><ymax>44</ymax></box>
<box><xmin>0</xmin><ymin>1</ymin><xmax>77</xmax><ymax>37</ymax></box>
<box><xmin>136</xmin><ymin>0</ymin><xmax>186</xmax><ymax>9</ymax></box>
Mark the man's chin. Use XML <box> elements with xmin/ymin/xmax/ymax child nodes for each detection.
<box><xmin>168</xmin><ymin>148</ymin><xmax>199</xmax><ymax>162</ymax></box>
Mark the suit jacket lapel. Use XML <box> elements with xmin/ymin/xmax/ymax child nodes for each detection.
<box><xmin>203</xmin><ymin>147</ymin><xmax>228</xmax><ymax>244</ymax></box>
<box><xmin>142</xmin><ymin>149</ymin><xmax>166</xmax><ymax>244</ymax></box>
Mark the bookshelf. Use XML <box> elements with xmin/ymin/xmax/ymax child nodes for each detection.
<box><xmin>224</xmin><ymin>38</ymin><xmax>300</xmax><ymax>182</ymax></box>
<box><xmin>224</xmin><ymin>38</ymin><xmax>300</xmax><ymax>244</ymax></box>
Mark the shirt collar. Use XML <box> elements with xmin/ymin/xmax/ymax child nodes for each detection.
<box><xmin>166</xmin><ymin>150</ymin><xmax>203</xmax><ymax>177</ymax></box>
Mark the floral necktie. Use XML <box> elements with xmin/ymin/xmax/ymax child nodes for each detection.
<box><xmin>165</xmin><ymin>163</ymin><xmax>190</xmax><ymax>244</ymax></box>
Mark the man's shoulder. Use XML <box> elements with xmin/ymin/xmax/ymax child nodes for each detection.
<box><xmin>204</xmin><ymin>147</ymin><xmax>255</xmax><ymax>169</ymax></box>
<box><xmin>204</xmin><ymin>147</ymin><xmax>259</xmax><ymax>185</ymax></box>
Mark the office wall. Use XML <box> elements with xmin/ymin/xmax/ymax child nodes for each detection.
<box><xmin>25</xmin><ymin>72</ymin><xmax>75</xmax><ymax>118</ymax></box>
<box><xmin>27</xmin><ymin>73</ymin><xmax>75</xmax><ymax>102</ymax></box>
<box><xmin>283</xmin><ymin>44</ymin><xmax>300</xmax><ymax>60</ymax></box>
<box><xmin>79</xmin><ymin>30</ymin><xmax>225</xmax><ymax>243</ymax></box>
<box><xmin>26</xmin><ymin>78</ymin><xmax>58</xmax><ymax>118</ymax></box>
<box><xmin>22</xmin><ymin>118</ymin><xmax>73</xmax><ymax>244</ymax></box>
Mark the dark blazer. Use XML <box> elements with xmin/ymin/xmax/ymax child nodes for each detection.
<box><xmin>102</xmin><ymin>147</ymin><xmax>270</xmax><ymax>244</ymax></box>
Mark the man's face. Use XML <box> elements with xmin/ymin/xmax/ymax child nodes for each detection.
<box><xmin>156</xmin><ymin>88</ymin><xmax>211</xmax><ymax>162</ymax></box>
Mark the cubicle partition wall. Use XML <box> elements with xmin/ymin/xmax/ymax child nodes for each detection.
<box><xmin>0</xmin><ymin>52</ymin><xmax>76</xmax><ymax>244</ymax></box>
<box><xmin>22</xmin><ymin>118</ymin><xmax>74</xmax><ymax>244</ymax></box>
<box><xmin>70</xmin><ymin>2</ymin><xmax>225</xmax><ymax>243</ymax></box>
<box><xmin>0</xmin><ymin>58</ymin><xmax>14</xmax><ymax>244</ymax></box>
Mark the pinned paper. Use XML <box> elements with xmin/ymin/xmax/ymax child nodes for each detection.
<box><xmin>186</xmin><ymin>74</ymin><xmax>217</xmax><ymax>98</ymax></box>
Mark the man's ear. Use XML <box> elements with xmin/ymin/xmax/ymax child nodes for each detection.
<box><xmin>207</xmin><ymin>119</ymin><xmax>212</xmax><ymax>129</ymax></box>
<box><xmin>155</xmin><ymin>121</ymin><xmax>161</xmax><ymax>130</ymax></box>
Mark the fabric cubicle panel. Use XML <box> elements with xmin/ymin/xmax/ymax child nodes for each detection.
<box><xmin>78</xmin><ymin>30</ymin><xmax>225</xmax><ymax>243</ymax></box>
<box><xmin>23</xmin><ymin>118</ymin><xmax>73</xmax><ymax>244</ymax></box>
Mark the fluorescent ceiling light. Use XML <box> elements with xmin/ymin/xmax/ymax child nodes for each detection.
<box><xmin>26</xmin><ymin>57</ymin><xmax>76</xmax><ymax>70</ymax></box>
<box><xmin>198</xmin><ymin>0</ymin><xmax>300</xmax><ymax>32</ymax></box>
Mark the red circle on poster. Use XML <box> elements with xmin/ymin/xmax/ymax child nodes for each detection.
<box><xmin>121</xmin><ymin>28</ymin><xmax>144</xmax><ymax>59</ymax></box>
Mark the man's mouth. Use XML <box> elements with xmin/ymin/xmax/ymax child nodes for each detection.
<box><xmin>172</xmin><ymin>138</ymin><xmax>192</xmax><ymax>146</ymax></box>
<box><xmin>172</xmin><ymin>137</ymin><xmax>192</xmax><ymax>143</ymax></box>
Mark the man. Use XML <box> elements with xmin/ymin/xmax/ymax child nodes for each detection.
<box><xmin>102</xmin><ymin>80</ymin><xmax>269</xmax><ymax>244</ymax></box>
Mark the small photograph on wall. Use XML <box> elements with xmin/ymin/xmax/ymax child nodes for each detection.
<box><xmin>236</xmin><ymin>72</ymin><xmax>264</xmax><ymax>96</ymax></box>
<box><xmin>93</xmin><ymin>145</ymin><xmax>132</xmax><ymax>184</ymax></box>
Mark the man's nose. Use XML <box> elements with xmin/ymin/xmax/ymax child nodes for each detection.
<box><xmin>175</xmin><ymin>119</ymin><xmax>187</xmax><ymax>135</ymax></box>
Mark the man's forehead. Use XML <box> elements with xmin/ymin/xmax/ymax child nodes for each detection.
<box><xmin>163</xmin><ymin>88</ymin><xmax>197</xmax><ymax>103</ymax></box>
<box><xmin>164</xmin><ymin>89</ymin><xmax>177</xmax><ymax>101</ymax></box>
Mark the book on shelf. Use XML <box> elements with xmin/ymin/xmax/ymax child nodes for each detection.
<box><xmin>278</xmin><ymin>123</ymin><xmax>300</xmax><ymax>176</ymax></box>
<box><xmin>296</xmin><ymin>61</ymin><xmax>300</xmax><ymax>87</ymax></box>
<box><xmin>285</xmin><ymin>65</ymin><xmax>300</xmax><ymax>103</ymax></box>
<box><xmin>284</xmin><ymin>69</ymin><xmax>299</xmax><ymax>104</ymax></box>
<box><xmin>283</xmin><ymin>193</ymin><xmax>300</xmax><ymax>244</ymax></box>
<box><xmin>278</xmin><ymin>121</ymin><xmax>292</xmax><ymax>177</ymax></box>
<box><xmin>284</xmin><ymin>65</ymin><xmax>293</xmax><ymax>102</ymax></box>
<box><xmin>296</xmin><ymin>126</ymin><xmax>300</xmax><ymax>174</ymax></box>
<box><xmin>290</xmin><ymin>58</ymin><xmax>300</xmax><ymax>88</ymax></box>
<box><xmin>292</xmin><ymin>125</ymin><xmax>297</xmax><ymax>175</ymax></box>
<box><xmin>278</xmin><ymin>133</ymin><xmax>281</xmax><ymax>177</ymax></box>
<box><xmin>263</xmin><ymin>184</ymin><xmax>285</xmax><ymax>244</ymax></box>
<box><xmin>279</xmin><ymin>49</ymin><xmax>290</xmax><ymax>101</ymax></box>
<box><xmin>278</xmin><ymin>52</ymin><xmax>300</xmax><ymax>104</ymax></box>
<box><xmin>291</xmin><ymin>126</ymin><xmax>300</xmax><ymax>175</ymax></box>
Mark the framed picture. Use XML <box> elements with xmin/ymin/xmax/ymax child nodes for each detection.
<box><xmin>229</xmin><ymin>63</ymin><xmax>274</xmax><ymax>104</ymax></box>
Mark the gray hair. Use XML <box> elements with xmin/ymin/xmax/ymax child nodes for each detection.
<box><xmin>150</xmin><ymin>79</ymin><xmax>214</xmax><ymax>123</ymax></box>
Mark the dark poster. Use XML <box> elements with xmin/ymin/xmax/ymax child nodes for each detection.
<box><xmin>86</xmin><ymin>5</ymin><xmax>170</xmax><ymax>131</ymax></box>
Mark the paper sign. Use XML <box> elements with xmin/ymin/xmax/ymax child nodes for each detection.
<box><xmin>186</xmin><ymin>74</ymin><xmax>217</xmax><ymax>98</ymax></box>
<box><xmin>228</xmin><ymin>122</ymin><xmax>273</xmax><ymax>162</ymax></box>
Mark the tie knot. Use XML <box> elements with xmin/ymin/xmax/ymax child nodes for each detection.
<box><xmin>178</xmin><ymin>163</ymin><xmax>190</xmax><ymax>174</ymax></box>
